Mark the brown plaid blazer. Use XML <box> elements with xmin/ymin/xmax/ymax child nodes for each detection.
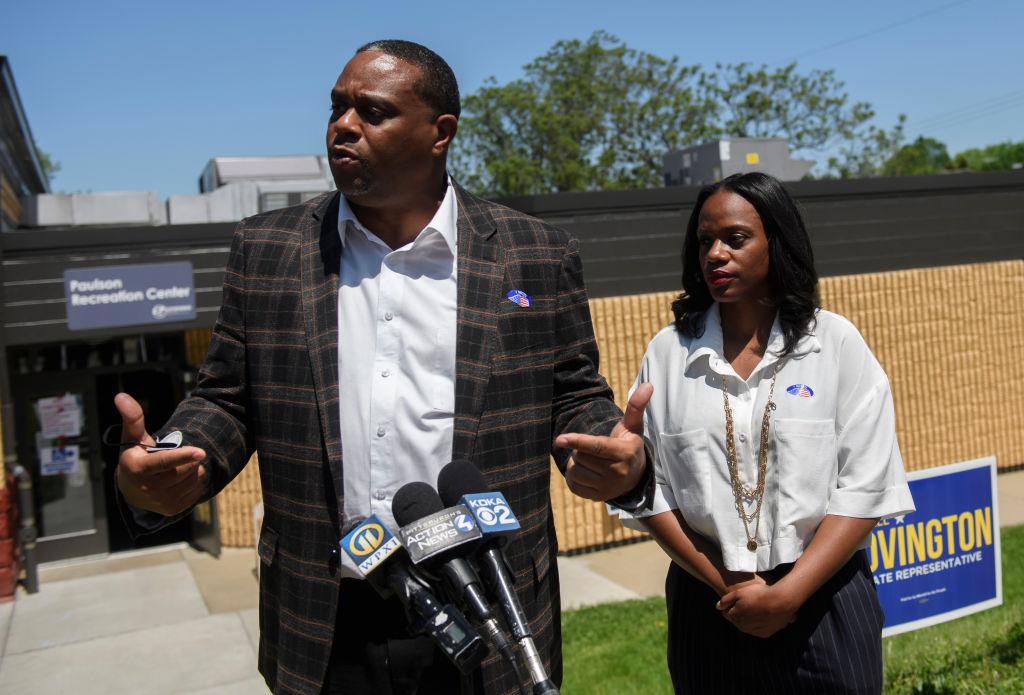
<box><xmin>137</xmin><ymin>184</ymin><xmax>623</xmax><ymax>694</ymax></box>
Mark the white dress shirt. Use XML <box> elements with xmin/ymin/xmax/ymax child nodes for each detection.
<box><xmin>626</xmin><ymin>304</ymin><xmax>915</xmax><ymax>572</ymax></box>
<box><xmin>336</xmin><ymin>182</ymin><xmax>458</xmax><ymax>577</ymax></box>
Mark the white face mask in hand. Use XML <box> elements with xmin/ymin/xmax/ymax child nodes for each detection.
<box><xmin>103</xmin><ymin>425</ymin><xmax>184</xmax><ymax>452</ymax></box>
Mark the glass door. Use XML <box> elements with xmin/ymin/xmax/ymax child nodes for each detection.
<box><xmin>12</xmin><ymin>373</ymin><xmax>108</xmax><ymax>562</ymax></box>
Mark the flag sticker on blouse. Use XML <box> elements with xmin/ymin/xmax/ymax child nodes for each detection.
<box><xmin>786</xmin><ymin>384</ymin><xmax>814</xmax><ymax>398</ymax></box>
<box><xmin>507</xmin><ymin>289</ymin><xmax>532</xmax><ymax>307</ymax></box>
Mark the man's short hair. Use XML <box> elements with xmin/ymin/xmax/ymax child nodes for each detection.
<box><xmin>357</xmin><ymin>39</ymin><xmax>461</xmax><ymax>119</ymax></box>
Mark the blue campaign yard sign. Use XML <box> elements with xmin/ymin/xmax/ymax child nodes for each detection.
<box><xmin>64</xmin><ymin>262</ymin><xmax>196</xmax><ymax>330</ymax></box>
<box><xmin>872</xmin><ymin>457</ymin><xmax>1002</xmax><ymax>637</ymax></box>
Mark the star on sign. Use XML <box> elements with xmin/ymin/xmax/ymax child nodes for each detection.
<box><xmin>894</xmin><ymin>514</ymin><xmax>907</xmax><ymax>524</ymax></box>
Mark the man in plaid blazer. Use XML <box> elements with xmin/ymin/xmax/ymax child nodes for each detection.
<box><xmin>116</xmin><ymin>40</ymin><xmax>651</xmax><ymax>695</ymax></box>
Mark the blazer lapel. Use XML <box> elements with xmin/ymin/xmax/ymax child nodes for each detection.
<box><xmin>453</xmin><ymin>186</ymin><xmax>501</xmax><ymax>461</ymax></box>
<box><xmin>300</xmin><ymin>193</ymin><xmax>344</xmax><ymax>483</ymax></box>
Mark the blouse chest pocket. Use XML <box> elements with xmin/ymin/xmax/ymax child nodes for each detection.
<box><xmin>772</xmin><ymin>418</ymin><xmax>837</xmax><ymax>525</ymax></box>
<box><xmin>656</xmin><ymin>428</ymin><xmax>712</xmax><ymax>521</ymax></box>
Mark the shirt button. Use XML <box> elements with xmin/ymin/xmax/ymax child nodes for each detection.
<box><xmin>376</xmin><ymin>426</ymin><xmax>386</xmax><ymax>437</ymax></box>
<box><xmin>381</xmin><ymin>369</ymin><xmax>390</xmax><ymax>378</ymax></box>
<box><xmin>374</xmin><ymin>489</ymin><xmax>387</xmax><ymax>501</ymax></box>
<box><xmin>738</xmin><ymin>433</ymin><xmax>747</xmax><ymax>443</ymax></box>
<box><xmin>384</xmin><ymin>312</ymin><xmax>394</xmax><ymax>321</ymax></box>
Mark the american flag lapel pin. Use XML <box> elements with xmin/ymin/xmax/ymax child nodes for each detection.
<box><xmin>507</xmin><ymin>289</ymin><xmax>532</xmax><ymax>308</ymax></box>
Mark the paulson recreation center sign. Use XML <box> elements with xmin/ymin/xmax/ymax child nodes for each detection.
<box><xmin>64</xmin><ymin>262</ymin><xmax>196</xmax><ymax>330</ymax></box>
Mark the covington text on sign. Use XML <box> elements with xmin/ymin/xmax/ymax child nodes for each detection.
<box><xmin>870</xmin><ymin>506</ymin><xmax>993</xmax><ymax>585</ymax></box>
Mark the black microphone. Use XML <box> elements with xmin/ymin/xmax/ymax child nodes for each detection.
<box><xmin>392</xmin><ymin>482</ymin><xmax>526</xmax><ymax>688</ymax></box>
<box><xmin>339</xmin><ymin>514</ymin><xmax>487</xmax><ymax>674</ymax></box>
<box><xmin>437</xmin><ymin>460</ymin><xmax>561</xmax><ymax>695</ymax></box>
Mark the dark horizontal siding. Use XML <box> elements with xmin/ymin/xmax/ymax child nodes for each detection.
<box><xmin>2</xmin><ymin>170</ymin><xmax>1022</xmax><ymax>344</ymax></box>
<box><xmin>1</xmin><ymin>222</ymin><xmax>235</xmax><ymax>345</ymax></box>
<box><xmin>496</xmin><ymin>169</ymin><xmax>1024</xmax><ymax>298</ymax></box>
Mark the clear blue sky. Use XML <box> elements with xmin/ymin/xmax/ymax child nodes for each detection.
<box><xmin>3</xmin><ymin>0</ymin><xmax>1021</xmax><ymax>198</ymax></box>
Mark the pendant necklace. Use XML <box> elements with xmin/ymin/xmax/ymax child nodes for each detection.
<box><xmin>721</xmin><ymin>365</ymin><xmax>778</xmax><ymax>552</ymax></box>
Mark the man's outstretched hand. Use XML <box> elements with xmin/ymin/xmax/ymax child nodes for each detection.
<box><xmin>555</xmin><ymin>382</ymin><xmax>653</xmax><ymax>501</ymax></box>
<box><xmin>114</xmin><ymin>392</ymin><xmax>206</xmax><ymax>517</ymax></box>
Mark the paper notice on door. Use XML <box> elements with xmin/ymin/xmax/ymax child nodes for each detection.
<box><xmin>37</xmin><ymin>394</ymin><xmax>83</xmax><ymax>438</ymax></box>
<box><xmin>40</xmin><ymin>444</ymin><xmax>80</xmax><ymax>476</ymax></box>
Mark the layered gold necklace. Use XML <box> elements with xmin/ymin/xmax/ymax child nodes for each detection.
<box><xmin>721</xmin><ymin>365</ymin><xmax>778</xmax><ymax>552</ymax></box>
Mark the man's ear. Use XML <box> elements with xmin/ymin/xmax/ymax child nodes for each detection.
<box><xmin>433</xmin><ymin>114</ymin><xmax>458</xmax><ymax>156</ymax></box>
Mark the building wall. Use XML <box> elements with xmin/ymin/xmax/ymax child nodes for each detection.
<box><xmin>5</xmin><ymin>171</ymin><xmax>1021</xmax><ymax>345</ymax></box>
<box><xmin>1</xmin><ymin>223</ymin><xmax>234</xmax><ymax>346</ymax></box>
<box><xmin>498</xmin><ymin>169</ymin><xmax>1024</xmax><ymax>298</ymax></box>
<box><xmin>4</xmin><ymin>171</ymin><xmax>1023</xmax><ymax>550</ymax></box>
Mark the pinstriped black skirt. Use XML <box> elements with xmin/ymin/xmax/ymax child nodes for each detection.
<box><xmin>665</xmin><ymin>550</ymin><xmax>883</xmax><ymax>694</ymax></box>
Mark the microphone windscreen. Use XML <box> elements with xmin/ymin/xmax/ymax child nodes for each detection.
<box><xmin>392</xmin><ymin>481</ymin><xmax>445</xmax><ymax>527</ymax></box>
<box><xmin>437</xmin><ymin>459</ymin><xmax>490</xmax><ymax>506</ymax></box>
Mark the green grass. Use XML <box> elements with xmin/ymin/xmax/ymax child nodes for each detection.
<box><xmin>561</xmin><ymin>595</ymin><xmax>671</xmax><ymax>695</ymax></box>
<box><xmin>560</xmin><ymin>525</ymin><xmax>1024</xmax><ymax>695</ymax></box>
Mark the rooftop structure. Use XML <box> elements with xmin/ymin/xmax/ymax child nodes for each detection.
<box><xmin>17</xmin><ymin>155</ymin><xmax>337</xmax><ymax>227</ymax></box>
<box><xmin>663</xmin><ymin>137</ymin><xmax>815</xmax><ymax>187</ymax></box>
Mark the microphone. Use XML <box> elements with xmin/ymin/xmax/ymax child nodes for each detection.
<box><xmin>339</xmin><ymin>514</ymin><xmax>488</xmax><ymax>673</ymax></box>
<box><xmin>393</xmin><ymin>482</ymin><xmax>526</xmax><ymax>688</ymax></box>
<box><xmin>437</xmin><ymin>460</ymin><xmax>561</xmax><ymax>695</ymax></box>
<box><xmin>392</xmin><ymin>481</ymin><xmax>483</xmax><ymax>567</ymax></box>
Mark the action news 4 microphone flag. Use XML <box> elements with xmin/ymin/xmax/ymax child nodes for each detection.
<box><xmin>397</xmin><ymin>503</ymin><xmax>483</xmax><ymax>565</ymax></box>
<box><xmin>872</xmin><ymin>456</ymin><xmax>1002</xmax><ymax>637</ymax></box>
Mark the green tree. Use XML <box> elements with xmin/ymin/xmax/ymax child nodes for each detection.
<box><xmin>451</xmin><ymin>31</ymin><xmax>718</xmax><ymax>195</ymax></box>
<box><xmin>882</xmin><ymin>135</ymin><xmax>950</xmax><ymax>176</ymax></box>
<box><xmin>452</xmin><ymin>31</ymin><xmax>904</xmax><ymax>194</ymax></box>
<box><xmin>823</xmin><ymin>115</ymin><xmax>906</xmax><ymax>179</ymax></box>
<box><xmin>706</xmin><ymin>62</ymin><xmax>875</xmax><ymax>152</ymax></box>
<box><xmin>950</xmin><ymin>140</ymin><xmax>1024</xmax><ymax>171</ymax></box>
<box><xmin>34</xmin><ymin>145</ymin><xmax>60</xmax><ymax>184</ymax></box>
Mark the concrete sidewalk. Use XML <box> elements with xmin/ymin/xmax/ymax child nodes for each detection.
<box><xmin>1</xmin><ymin>469</ymin><xmax>1021</xmax><ymax>694</ymax></box>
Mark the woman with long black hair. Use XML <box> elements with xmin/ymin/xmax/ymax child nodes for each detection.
<box><xmin>627</xmin><ymin>172</ymin><xmax>914</xmax><ymax>694</ymax></box>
